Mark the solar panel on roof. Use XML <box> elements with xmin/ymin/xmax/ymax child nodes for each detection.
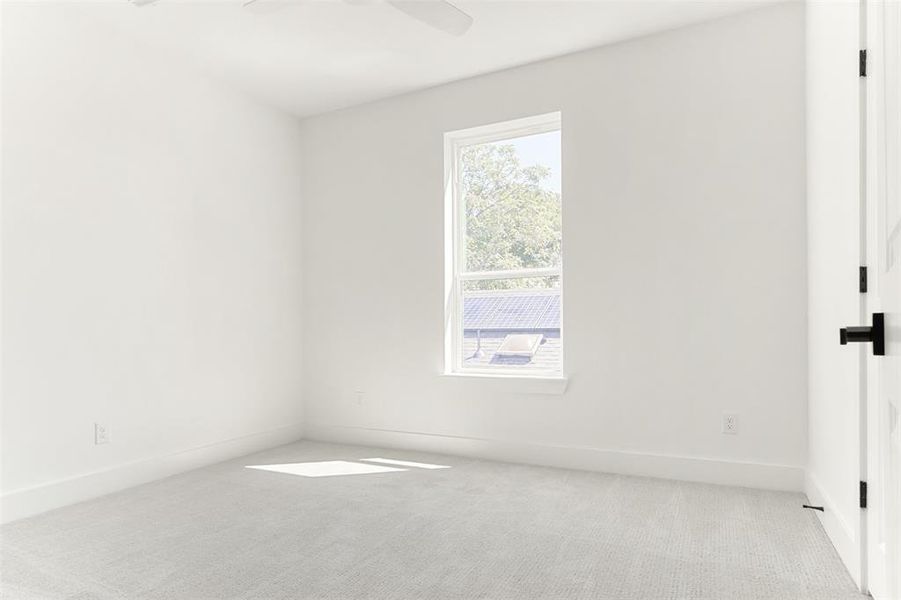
<box><xmin>537</xmin><ymin>295</ymin><xmax>560</xmax><ymax>329</ymax></box>
<box><xmin>463</xmin><ymin>291</ymin><xmax>560</xmax><ymax>330</ymax></box>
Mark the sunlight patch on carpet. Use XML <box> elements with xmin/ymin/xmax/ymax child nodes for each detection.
<box><xmin>246</xmin><ymin>460</ymin><xmax>406</xmax><ymax>478</ymax></box>
<box><xmin>361</xmin><ymin>458</ymin><xmax>451</xmax><ymax>470</ymax></box>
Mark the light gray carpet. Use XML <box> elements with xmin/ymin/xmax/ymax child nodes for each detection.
<box><xmin>1</xmin><ymin>441</ymin><xmax>863</xmax><ymax>600</ymax></box>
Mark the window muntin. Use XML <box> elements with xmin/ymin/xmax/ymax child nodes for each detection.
<box><xmin>445</xmin><ymin>113</ymin><xmax>562</xmax><ymax>377</ymax></box>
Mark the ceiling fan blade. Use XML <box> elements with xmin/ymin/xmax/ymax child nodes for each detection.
<box><xmin>386</xmin><ymin>0</ymin><xmax>473</xmax><ymax>36</ymax></box>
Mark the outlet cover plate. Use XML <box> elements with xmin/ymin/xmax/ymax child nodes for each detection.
<box><xmin>722</xmin><ymin>413</ymin><xmax>738</xmax><ymax>435</ymax></box>
<box><xmin>94</xmin><ymin>423</ymin><xmax>110</xmax><ymax>445</ymax></box>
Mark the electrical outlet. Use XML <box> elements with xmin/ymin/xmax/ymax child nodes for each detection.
<box><xmin>354</xmin><ymin>391</ymin><xmax>364</xmax><ymax>406</ymax></box>
<box><xmin>94</xmin><ymin>422</ymin><xmax>110</xmax><ymax>445</ymax></box>
<box><xmin>722</xmin><ymin>413</ymin><xmax>738</xmax><ymax>435</ymax></box>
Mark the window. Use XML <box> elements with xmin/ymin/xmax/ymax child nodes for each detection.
<box><xmin>444</xmin><ymin>113</ymin><xmax>562</xmax><ymax>377</ymax></box>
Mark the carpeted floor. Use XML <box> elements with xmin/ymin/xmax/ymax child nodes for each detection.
<box><xmin>0</xmin><ymin>441</ymin><xmax>864</xmax><ymax>600</ymax></box>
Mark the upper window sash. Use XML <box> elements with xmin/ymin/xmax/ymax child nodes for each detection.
<box><xmin>452</xmin><ymin>115</ymin><xmax>562</xmax><ymax>276</ymax></box>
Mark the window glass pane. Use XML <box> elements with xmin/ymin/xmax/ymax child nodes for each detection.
<box><xmin>462</xmin><ymin>130</ymin><xmax>562</xmax><ymax>273</ymax></box>
<box><xmin>461</xmin><ymin>276</ymin><xmax>561</xmax><ymax>373</ymax></box>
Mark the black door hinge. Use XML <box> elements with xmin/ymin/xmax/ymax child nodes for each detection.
<box><xmin>860</xmin><ymin>49</ymin><xmax>868</xmax><ymax>77</ymax></box>
<box><xmin>860</xmin><ymin>481</ymin><xmax>868</xmax><ymax>509</ymax></box>
<box><xmin>860</xmin><ymin>266</ymin><xmax>868</xmax><ymax>293</ymax></box>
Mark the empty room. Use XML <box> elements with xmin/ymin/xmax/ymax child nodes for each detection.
<box><xmin>1</xmin><ymin>0</ymin><xmax>900</xmax><ymax>598</ymax></box>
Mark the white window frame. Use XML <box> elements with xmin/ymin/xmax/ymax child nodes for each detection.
<box><xmin>443</xmin><ymin>112</ymin><xmax>563</xmax><ymax>379</ymax></box>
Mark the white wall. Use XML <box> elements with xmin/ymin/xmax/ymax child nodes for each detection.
<box><xmin>301</xmin><ymin>3</ymin><xmax>808</xmax><ymax>490</ymax></box>
<box><xmin>805</xmin><ymin>0</ymin><xmax>865</xmax><ymax>587</ymax></box>
<box><xmin>0</xmin><ymin>4</ymin><xmax>304</xmax><ymax>522</ymax></box>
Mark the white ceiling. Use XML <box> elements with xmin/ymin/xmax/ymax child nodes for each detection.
<box><xmin>82</xmin><ymin>0</ymin><xmax>773</xmax><ymax>117</ymax></box>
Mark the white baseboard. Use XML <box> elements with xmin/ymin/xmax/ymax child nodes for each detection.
<box><xmin>0</xmin><ymin>423</ymin><xmax>304</xmax><ymax>525</ymax></box>
<box><xmin>804</xmin><ymin>471</ymin><xmax>861</xmax><ymax>588</ymax></box>
<box><xmin>304</xmin><ymin>422</ymin><xmax>805</xmax><ymax>492</ymax></box>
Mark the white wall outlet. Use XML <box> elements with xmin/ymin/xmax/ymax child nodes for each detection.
<box><xmin>354</xmin><ymin>391</ymin><xmax>364</xmax><ymax>406</ymax></box>
<box><xmin>722</xmin><ymin>413</ymin><xmax>738</xmax><ymax>435</ymax></box>
<box><xmin>94</xmin><ymin>422</ymin><xmax>110</xmax><ymax>445</ymax></box>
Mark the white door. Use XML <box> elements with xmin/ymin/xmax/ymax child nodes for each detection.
<box><xmin>865</xmin><ymin>1</ymin><xmax>901</xmax><ymax>597</ymax></box>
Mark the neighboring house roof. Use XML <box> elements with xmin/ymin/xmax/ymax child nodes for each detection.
<box><xmin>461</xmin><ymin>289</ymin><xmax>561</xmax><ymax>370</ymax></box>
<box><xmin>462</xmin><ymin>331</ymin><xmax>561</xmax><ymax>371</ymax></box>
<box><xmin>463</xmin><ymin>289</ymin><xmax>560</xmax><ymax>331</ymax></box>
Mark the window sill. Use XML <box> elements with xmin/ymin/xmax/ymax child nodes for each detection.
<box><xmin>440</xmin><ymin>372</ymin><xmax>568</xmax><ymax>395</ymax></box>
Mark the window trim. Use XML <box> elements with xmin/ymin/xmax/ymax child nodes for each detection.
<box><xmin>443</xmin><ymin>112</ymin><xmax>563</xmax><ymax>379</ymax></box>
